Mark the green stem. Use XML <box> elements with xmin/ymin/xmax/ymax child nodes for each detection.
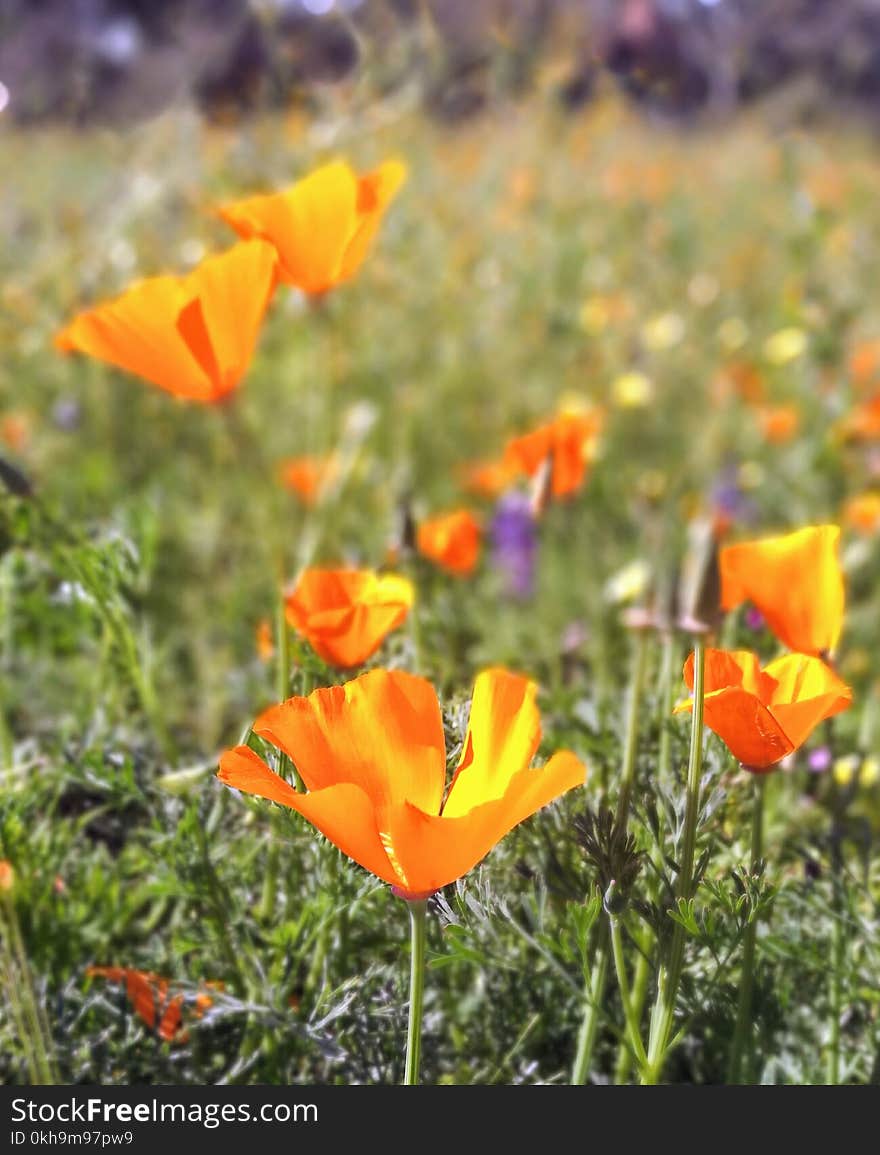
<box><xmin>570</xmin><ymin>631</ymin><xmax>647</xmax><ymax>1085</ymax></box>
<box><xmin>643</xmin><ymin>635</ymin><xmax>706</xmax><ymax>1084</ymax></box>
<box><xmin>827</xmin><ymin>876</ymin><xmax>845</xmax><ymax>1085</ymax></box>
<box><xmin>404</xmin><ymin>899</ymin><xmax>428</xmax><ymax>1086</ymax></box>
<box><xmin>727</xmin><ymin>774</ymin><xmax>765</xmax><ymax>1083</ymax></box>
<box><xmin>614</xmin><ymin>933</ymin><xmax>652</xmax><ymax>1084</ymax></box>
<box><xmin>608</xmin><ymin>901</ymin><xmax>649</xmax><ymax>1076</ymax></box>
<box><xmin>570</xmin><ymin>940</ymin><xmax>608</xmax><ymax>1085</ymax></box>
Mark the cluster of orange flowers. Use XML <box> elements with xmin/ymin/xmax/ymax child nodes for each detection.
<box><xmin>56</xmin><ymin>160</ymin><xmax>406</xmax><ymax>402</ymax></box>
<box><xmin>678</xmin><ymin>526</ymin><xmax>852</xmax><ymax>771</ymax></box>
<box><xmin>86</xmin><ymin>967</ymin><xmax>221</xmax><ymax>1044</ymax></box>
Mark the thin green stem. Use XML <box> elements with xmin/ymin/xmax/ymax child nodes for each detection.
<box><xmin>827</xmin><ymin>876</ymin><xmax>846</xmax><ymax>1085</ymax></box>
<box><xmin>570</xmin><ymin>631</ymin><xmax>647</xmax><ymax>1085</ymax></box>
<box><xmin>404</xmin><ymin>899</ymin><xmax>428</xmax><ymax>1086</ymax></box>
<box><xmin>614</xmin><ymin>932</ymin><xmax>652</xmax><ymax>1084</ymax></box>
<box><xmin>570</xmin><ymin>940</ymin><xmax>608</xmax><ymax>1085</ymax></box>
<box><xmin>608</xmin><ymin>904</ymin><xmax>649</xmax><ymax>1076</ymax></box>
<box><xmin>727</xmin><ymin>774</ymin><xmax>765</xmax><ymax>1083</ymax></box>
<box><xmin>643</xmin><ymin>635</ymin><xmax>706</xmax><ymax>1084</ymax></box>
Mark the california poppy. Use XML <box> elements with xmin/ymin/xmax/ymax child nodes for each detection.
<box><xmin>840</xmin><ymin>395</ymin><xmax>880</xmax><ymax>441</ymax></box>
<box><xmin>504</xmin><ymin>409</ymin><xmax>603</xmax><ymax>500</ymax></box>
<box><xmin>754</xmin><ymin>404</ymin><xmax>800</xmax><ymax>445</ymax></box>
<box><xmin>55</xmin><ymin>240</ymin><xmax>277</xmax><ymax>402</ymax></box>
<box><xmin>218</xmin><ymin>667</ymin><xmax>586</xmax><ymax>897</ymax></box>
<box><xmin>848</xmin><ymin>339</ymin><xmax>880</xmax><ymax>389</ymax></box>
<box><xmin>218</xmin><ymin>159</ymin><xmax>406</xmax><ymax>296</ymax></box>
<box><xmin>416</xmin><ymin>509</ymin><xmax>481</xmax><ymax>576</ymax></box>
<box><xmin>86</xmin><ymin>967</ymin><xmax>186</xmax><ymax>1043</ymax></box>
<box><xmin>284</xmin><ymin>568</ymin><xmax>414</xmax><ymax>668</ymax></box>
<box><xmin>720</xmin><ymin>525</ymin><xmax>845</xmax><ymax>655</ymax></box>
<box><xmin>460</xmin><ymin>458</ymin><xmax>516</xmax><ymax>500</ymax></box>
<box><xmin>843</xmin><ymin>492</ymin><xmax>880</xmax><ymax>535</ymax></box>
<box><xmin>278</xmin><ymin>454</ymin><xmax>338</xmax><ymax>506</ymax></box>
<box><xmin>676</xmin><ymin>648</ymin><xmax>852</xmax><ymax>771</ymax></box>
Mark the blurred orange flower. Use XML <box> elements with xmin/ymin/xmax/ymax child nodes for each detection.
<box><xmin>86</xmin><ymin>967</ymin><xmax>186</xmax><ymax>1043</ymax></box>
<box><xmin>218</xmin><ymin>667</ymin><xmax>586</xmax><ymax>897</ymax></box>
<box><xmin>843</xmin><ymin>492</ymin><xmax>880</xmax><ymax>535</ymax></box>
<box><xmin>0</xmin><ymin>860</ymin><xmax>14</xmax><ymax>892</ymax></box>
<box><xmin>504</xmin><ymin>410</ymin><xmax>603</xmax><ymax>500</ymax></box>
<box><xmin>840</xmin><ymin>395</ymin><xmax>880</xmax><ymax>441</ymax></box>
<box><xmin>278</xmin><ymin>454</ymin><xmax>337</xmax><ymax>505</ymax></box>
<box><xmin>1</xmin><ymin>413</ymin><xmax>31</xmax><ymax>453</ymax></box>
<box><xmin>219</xmin><ymin>159</ymin><xmax>406</xmax><ymax>296</ymax></box>
<box><xmin>416</xmin><ymin>509</ymin><xmax>481</xmax><ymax>576</ymax></box>
<box><xmin>755</xmin><ymin>404</ymin><xmax>800</xmax><ymax>444</ymax></box>
<box><xmin>285</xmin><ymin>568</ymin><xmax>414</xmax><ymax>668</ymax></box>
<box><xmin>720</xmin><ymin>526</ymin><xmax>845</xmax><ymax>655</ymax></box>
<box><xmin>459</xmin><ymin>458</ymin><xmax>516</xmax><ymax>499</ymax></box>
<box><xmin>256</xmin><ymin>619</ymin><xmax>275</xmax><ymax>663</ymax></box>
<box><xmin>55</xmin><ymin>241</ymin><xmax>277</xmax><ymax>402</ymax></box>
<box><xmin>676</xmin><ymin>648</ymin><xmax>852</xmax><ymax>771</ymax></box>
<box><xmin>848</xmin><ymin>339</ymin><xmax>880</xmax><ymax>390</ymax></box>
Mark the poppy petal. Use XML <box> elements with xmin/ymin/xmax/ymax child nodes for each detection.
<box><xmin>385</xmin><ymin>750</ymin><xmax>586</xmax><ymax>894</ymax></box>
<box><xmin>55</xmin><ymin>276</ymin><xmax>213</xmax><ymax>400</ymax></box>
<box><xmin>336</xmin><ymin>160</ymin><xmax>407</xmax><ymax>284</ymax></box>
<box><xmin>219</xmin><ymin>161</ymin><xmax>359</xmax><ymax>294</ymax></box>
<box><xmin>443</xmin><ymin>668</ymin><xmax>542</xmax><ymax>818</ymax></box>
<box><xmin>253</xmin><ymin>669</ymin><xmax>445</xmax><ymax>815</ymax></box>
<box><xmin>218</xmin><ymin>746</ymin><xmax>400</xmax><ymax>886</ymax></box>
<box><xmin>720</xmin><ymin>526</ymin><xmax>844</xmax><ymax>654</ymax></box>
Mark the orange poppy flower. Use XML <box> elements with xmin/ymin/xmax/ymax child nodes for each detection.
<box><xmin>504</xmin><ymin>410</ymin><xmax>603</xmax><ymax>500</ymax></box>
<box><xmin>843</xmin><ymin>492</ymin><xmax>880</xmax><ymax>535</ymax></box>
<box><xmin>218</xmin><ymin>667</ymin><xmax>586</xmax><ymax>897</ymax></box>
<box><xmin>1</xmin><ymin>413</ymin><xmax>31</xmax><ymax>453</ymax></box>
<box><xmin>416</xmin><ymin>509</ymin><xmax>481</xmax><ymax>576</ymax></box>
<box><xmin>848</xmin><ymin>339</ymin><xmax>880</xmax><ymax>389</ymax></box>
<box><xmin>754</xmin><ymin>404</ymin><xmax>800</xmax><ymax>444</ymax></box>
<box><xmin>256</xmin><ymin>619</ymin><xmax>275</xmax><ymax>663</ymax></box>
<box><xmin>55</xmin><ymin>240</ymin><xmax>277</xmax><ymax>402</ymax></box>
<box><xmin>840</xmin><ymin>395</ymin><xmax>880</xmax><ymax>441</ymax></box>
<box><xmin>218</xmin><ymin>159</ymin><xmax>406</xmax><ymax>296</ymax></box>
<box><xmin>285</xmin><ymin>568</ymin><xmax>414</xmax><ymax>668</ymax></box>
<box><xmin>0</xmin><ymin>860</ymin><xmax>13</xmax><ymax>892</ymax></box>
<box><xmin>459</xmin><ymin>458</ymin><xmax>516</xmax><ymax>500</ymax></box>
<box><xmin>720</xmin><ymin>526</ymin><xmax>845</xmax><ymax>655</ymax></box>
<box><xmin>278</xmin><ymin>454</ymin><xmax>338</xmax><ymax>505</ymax></box>
<box><xmin>675</xmin><ymin>648</ymin><xmax>852</xmax><ymax>771</ymax></box>
<box><xmin>86</xmin><ymin>967</ymin><xmax>186</xmax><ymax>1043</ymax></box>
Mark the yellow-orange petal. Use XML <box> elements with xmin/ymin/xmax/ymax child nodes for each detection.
<box><xmin>700</xmin><ymin>687</ymin><xmax>793</xmax><ymax>769</ymax></box>
<box><xmin>252</xmin><ymin>669</ymin><xmax>446</xmax><ymax>815</ymax></box>
<box><xmin>443</xmin><ymin>668</ymin><xmax>542</xmax><ymax>818</ymax></box>
<box><xmin>720</xmin><ymin>526</ymin><xmax>845</xmax><ymax>654</ymax></box>
<box><xmin>763</xmin><ymin>653</ymin><xmax>853</xmax><ymax>750</ymax></box>
<box><xmin>336</xmin><ymin>160</ymin><xmax>407</xmax><ymax>285</ymax></box>
<box><xmin>220</xmin><ymin>161</ymin><xmax>373</xmax><ymax>295</ymax></box>
<box><xmin>218</xmin><ymin>745</ymin><xmax>400</xmax><ymax>886</ymax></box>
<box><xmin>384</xmin><ymin>750</ymin><xmax>586</xmax><ymax>895</ymax></box>
<box><xmin>55</xmin><ymin>241</ymin><xmax>276</xmax><ymax>402</ymax></box>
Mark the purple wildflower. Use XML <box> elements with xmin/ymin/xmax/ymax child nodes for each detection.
<box><xmin>490</xmin><ymin>491</ymin><xmax>537</xmax><ymax>600</ymax></box>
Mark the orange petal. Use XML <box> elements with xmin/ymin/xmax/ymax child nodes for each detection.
<box><xmin>219</xmin><ymin>161</ymin><xmax>359</xmax><ymax>295</ymax></box>
<box><xmin>186</xmin><ymin>239</ymin><xmax>277</xmax><ymax>393</ymax></box>
<box><xmin>252</xmin><ymin>669</ymin><xmax>446</xmax><ymax>815</ymax></box>
<box><xmin>336</xmin><ymin>160</ymin><xmax>407</xmax><ymax>284</ymax></box>
<box><xmin>763</xmin><ymin>654</ymin><xmax>853</xmax><ymax>750</ymax></box>
<box><xmin>416</xmin><ymin>510</ymin><xmax>481</xmax><ymax>576</ymax></box>
<box><xmin>55</xmin><ymin>276</ymin><xmax>213</xmax><ymax>400</ymax></box>
<box><xmin>443</xmin><ymin>668</ymin><xmax>542</xmax><ymax>818</ymax></box>
<box><xmin>682</xmin><ymin>648</ymin><xmax>778</xmax><ymax>701</ymax></box>
<box><xmin>698</xmin><ymin>686</ymin><xmax>793</xmax><ymax>769</ymax></box>
<box><xmin>218</xmin><ymin>745</ymin><xmax>400</xmax><ymax>886</ymax></box>
<box><xmin>719</xmin><ymin>526</ymin><xmax>844</xmax><ymax>654</ymax></box>
<box><xmin>384</xmin><ymin>750</ymin><xmax>586</xmax><ymax>894</ymax></box>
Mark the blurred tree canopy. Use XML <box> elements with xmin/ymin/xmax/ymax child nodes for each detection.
<box><xmin>2</xmin><ymin>0</ymin><xmax>880</xmax><ymax>126</ymax></box>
